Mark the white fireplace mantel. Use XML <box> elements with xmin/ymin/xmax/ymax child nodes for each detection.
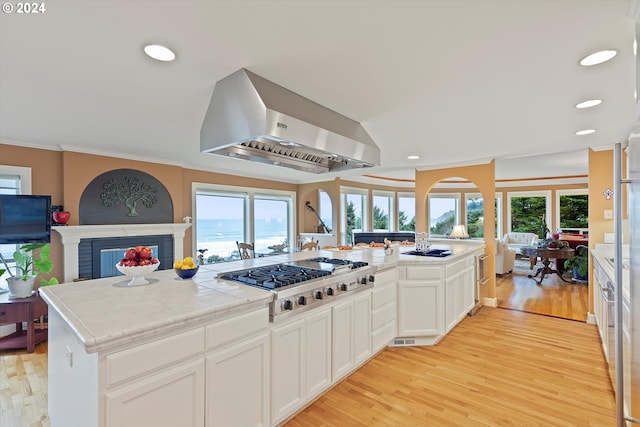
<box><xmin>53</xmin><ymin>223</ymin><xmax>192</xmax><ymax>282</ymax></box>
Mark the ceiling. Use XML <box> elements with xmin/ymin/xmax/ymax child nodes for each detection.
<box><xmin>0</xmin><ymin>1</ymin><xmax>637</xmax><ymax>188</ymax></box>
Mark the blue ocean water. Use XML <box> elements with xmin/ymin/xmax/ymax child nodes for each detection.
<box><xmin>196</xmin><ymin>219</ymin><xmax>288</xmax><ymax>257</ymax></box>
<box><xmin>197</xmin><ymin>218</ymin><xmax>287</xmax><ymax>242</ymax></box>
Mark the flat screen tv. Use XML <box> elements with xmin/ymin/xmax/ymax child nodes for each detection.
<box><xmin>0</xmin><ymin>195</ymin><xmax>52</xmax><ymax>244</ymax></box>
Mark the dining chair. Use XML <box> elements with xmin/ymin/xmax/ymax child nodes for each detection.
<box><xmin>236</xmin><ymin>241</ymin><xmax>255</xmax><ymax>259</ymax></box>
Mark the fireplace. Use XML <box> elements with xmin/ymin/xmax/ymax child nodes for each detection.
<box><xmin>53</xmin><ymin>223</ymin><xmax>191</xmax><ymax>282</ymax></box>
<box><xmin>78</xmin><ymin>235</ymin><xmax>174</xmax><ymax>280</ymax></box>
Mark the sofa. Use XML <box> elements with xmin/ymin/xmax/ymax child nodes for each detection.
<box><xmin>495</xmin><ymin>239</ymin><xmax>516</xmax><ymax>275</ymax></box>
<box><xmin>501</xmin><ymin>232</ymin><xmax>539</xmax><ymax>255</ymax></box>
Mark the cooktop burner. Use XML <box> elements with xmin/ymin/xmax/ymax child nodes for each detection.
<box><xmin>220</xmin><ymin>264</ymin><xmax>332</xmax><ymax>289</ymax></box>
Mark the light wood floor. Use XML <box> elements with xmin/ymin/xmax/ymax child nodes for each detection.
<box><xmin>496</xmin><ymin>258</ymin><xmax>590</xmax><ymax>322</ymax></box>
<box><xmin>1</xmin><ymin>270</ymin><xmax>606</xmax><ymax>427</ymax></box>
<box><xmin>285</xmin><ymin>307</ymin><xmax>614</xmax><ymax>426</ymax></box>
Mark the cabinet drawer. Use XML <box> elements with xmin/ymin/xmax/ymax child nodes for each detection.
<box><xmin>0</xmin><ymin>298</ymin><xmax>47</xmax><ymax>324</ymax></box>
<box><xmin>374</xmin><ymin>268</ymin><xmax>396</xmax><ymax>286</ymax></box>
<box><xmin>106</xmin><ymin>327</ymin><xmax>204</xmax><ymax>387</ymax></box>
<box><xmin>372</xmin><ymin>301</ymin><xmax>396</xmax><ymax>330</ymax></box>
<box><xmin>372</xmin><ymin>321</ymin><xmax>396</xmax><ymax>351</ymax></box>
<box><xmin>405</xmin><ymin>266</ymin><xmax>442</xmax><ymax>281</ymax></box>
<box><xmin>206</xmin><ymin>307</ymin><xmax>269</xmax><ymax>350</ymax></box>
<box><xmin>372</xmin><ymin>282</ymin><xmax>395</xmax><ymax>309</ymax></box>
<box><xmin>0</xmin><ymin>304</ymin><xmax>29</xmax><ymax>323</ymax></box>
<box><xmin>446</xmin><ymin>259</ymin><xmax>469</xmax><ymax>276</ymax></box>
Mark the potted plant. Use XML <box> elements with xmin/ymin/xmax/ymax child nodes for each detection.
<box><xmin>564</xmin><ymin>245</ymin><xmax>588</xmax><ymax>282</ymax></box>
<box><xmin>6</xmin><ymin>243</ymin><xmax>58</xmax><ymax>298</ymax></box>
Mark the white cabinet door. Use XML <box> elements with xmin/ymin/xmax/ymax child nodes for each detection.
<box><xmin>445</xmin><ymin>266</ymin><xmax>475</xmax><ymax>332</ymax></box>
<box><xmin>271</xmin><ymin>318</ymin><xmax>306</xmax><ymax>425</ymax></box>
<box><xmin>371</xmin><ymin>279</ymin><xmax>397</xmax><ymax>353</ymax></box>
<box><xmin>205</xmin><ymin>332</ymin><xmax>270</xmax><ymax>427</ymax></box>
<box><xmin>332</xmin><ymin>298</ymin><xmax>354</xmax><ymax>380</ymax></box>
<box><xmin>305</xmin><ymin>307</ymin><xmax>332</xmax><ymax>399</ymax></box>
<box><xmin>397</xmin><ymin>280</ymin><xmax>443</xmax><ymax>337</ymax></box>
<box><xmin>353</xmin><ymin>291</ymin><xmax>372</xmax><ymax>365</ymax></box>
<box><xmin>106</xmin><ymin>359</ymin><xmax>205</xmax><ymax>427</ymax></box>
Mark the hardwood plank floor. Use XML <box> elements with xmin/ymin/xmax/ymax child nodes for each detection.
<box><xmin>285</xmin><ymin>307</ymin><xmax>614</xmax><ymax>427</ymax></box>
<box><xmin>495</xmin><ymin>258</ymin><xmax>589</xmax><ymax>321</ymax></box>
<box><xmin>1</xmin><ymin>268</ymin><xmax>604</xmax><ymax>427</ymax></box>
<box><xmin>0</xmin><ymin>342</ymin><xmax>49</xmax><ymax>427</ymax></box>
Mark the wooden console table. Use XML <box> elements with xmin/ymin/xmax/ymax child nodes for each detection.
<box><xmin>520</xmin><ymin>246</ymin><xmax>575</xmax><ymax>285</ymax></box>
<box><xmin>0</xmin><ymin>291</ymin><xmax>48</xmax><ymax>353</ymax></box>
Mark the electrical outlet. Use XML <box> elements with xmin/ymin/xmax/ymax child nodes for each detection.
<box><xmin>604</xmin><ymin>233</ymin><xmax>614</xmax><ymax>243</ymax></box>
<box><xmin>604</xmin><ymin>209</ymin><xmax>613</xmax><ymax>220</ymax></box>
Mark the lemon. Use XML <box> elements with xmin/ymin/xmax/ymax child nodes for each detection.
<box><xmin>173</xmin><ymin>260</ymin><xmax>183</xmax><ymax>269</ymax></box>
<box><xmin>181</xmin><ymin>264</ymin><xmax>194</xmax><ymax>270</ymax></box>
<box><xmin>183</xmin><ymin>257</ymin><xmax>194</xmax><ymax>265</ymax></box>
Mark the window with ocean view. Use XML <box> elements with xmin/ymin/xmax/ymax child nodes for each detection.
<box><xmin>195</xmin><ymin>186</ymin><xmax>294</xmax><ymax>263</ymax></box>
<box><xmin>341</xmin><ymin>188</ymin><xmax>367</xmax><ymax>245</ymax></box>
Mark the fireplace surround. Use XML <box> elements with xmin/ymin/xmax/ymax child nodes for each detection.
<box><xmin>53</xmin><ymin>223</ymin><xmax>191</xmax><ymax>282</ymax></box>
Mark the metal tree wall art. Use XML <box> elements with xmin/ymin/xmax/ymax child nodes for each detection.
<box><xmin>100</xmin><ymin>175</ymin><xmax>158</xmax><ymax>217</ymax></box>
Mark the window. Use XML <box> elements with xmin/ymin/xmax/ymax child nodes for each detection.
<box><xmin>372</xmin><ymin>191</ymin><xmax>393</xmax><ymax>232</ymax></box>
<box><xmin>465</xmin><ymin>193</ymin><xmax>484</xmax><ymax>238</ymax></box>
<box><xmin>495</xmin><ymin>192</ymin><xmax>503</xmax><ymax>238</ymax></box>
<box><xmin>398</xmin><ymin>193</ymin><xmax>415</xmax><ymax>231</ymax></box>
<box><xmin>556</xmin><ymin>190</ymin><xmax>588</xmax><ymax>234</ymax></box>
<box><xmin>340</xmin><ymin>187</ymin><xmax>367</xmax><ymax>244</ymax></box>
<box><xmin>194</xmin><ymin>184</ymin><xmax>294</xmax><ymax>263</ymax></box>
<box><xmin>318</xmin><ymin>190</ymin><xmax>333</xmax><ymax>233</ymax></box>
<box><xmin>0</xmin><ymin>165</ymin><xmax>32</xmax><ymax>280</ymax></box>
<box><xmin>428</xmin><ymin>193</ymin><xmax>459</xmax><ymax>237</ymax></box>
<box><xmin>507</xmin><ymin>191</ymin><xmax>551</xmax><ymax>238</ymax></box>
<box><xmin>254</xmin><ymin>196</ymin><xmax>289</xmax><ymax>252</ymax></box>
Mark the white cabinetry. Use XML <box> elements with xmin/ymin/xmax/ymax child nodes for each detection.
<box><xmin>332</xmin><ymin>290</ymin><xmax>371</xmax><ymax>381</ymax></box>
<box><xmin>444</xmin><ymin>257</ymin><xmax>475</xmax><ymax>333</ymax></box>
<box><xmin>270</xmin><ymin>307</ymin><xmax>332</xmax><ymax>426</ymax></box>
<box><xmin>397</xmin><ymin>252</ymin><xmax>477</xmax><ymax>346</ymax></box>
<box><xmin>106</xmin><ymin>359</ymin><xmax>205</xmax><ymax>427</ymax></box>
<box><xmin>593</xmin><ymin>258</ymin><xmax>609</xmax><ymax>359</ymax></box>
<box><xmin>103</xmin><ymin>327</ymin><xmax>206</xmax><ymax>427</ymax></box>
<box><xmin>47</xmin><ymin>306</ymin><xmax>271</xmax><ymax>427</ymax></box>
<box><xmin>371</xmin><ymin>267</ymin><xmax>397</xmax><ymax>353</ymax></box>
<box><xmin>205</xmin><ymin>307</ymin><xmax>270</xmax><ymax>427</ymax></box>
<box><xmin>397</xmin><ymin>265</ymin><xmax>444</xmax><ymax>341</ymax></box>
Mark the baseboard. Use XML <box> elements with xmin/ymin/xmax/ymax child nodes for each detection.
<box><xmin>483</xmin><ymin>297</ymin><xmax>497</xmax><ymax>307</ymax></box>
<box><xmin>586</xmin><ymin>312</ymin><xmax>596</xmax><ymax>325</ymax></box>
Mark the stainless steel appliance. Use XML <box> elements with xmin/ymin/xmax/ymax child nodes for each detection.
<box><xmin>219</xmin><ymin>257</ymin><xmax>375</xmax><ymax>322</ymax></box>
<box><xmin>614</xmin><ymin>135</ymin><xmax>640</xmax><ymax>425</ymax></box>
<box><xmin>200</xmin><ymin>68</ymin><xmax>380</xmax><ymax>173</ymax></box>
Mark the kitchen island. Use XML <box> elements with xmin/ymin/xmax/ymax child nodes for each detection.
<box><xmin>39</xmin><ymin>240</ymin><xmax>485</xmax><ymax>427</ymax></box>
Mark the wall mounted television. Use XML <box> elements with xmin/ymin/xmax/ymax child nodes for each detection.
<box><xmin>0</xmin><ymin>194</ymin><xmax>52</xmax><ymax>244</ymax></box>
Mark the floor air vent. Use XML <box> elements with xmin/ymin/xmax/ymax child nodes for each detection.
<box><xmin>392</xmin><ymin>338</ymin><xmax>416</xmax><ymax>346</ymax></box>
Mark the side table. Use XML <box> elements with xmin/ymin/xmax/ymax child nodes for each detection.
<box><xmin>520</xmin><ymin>246</ymin><xmax>575</xmax><ymax>285</ymax></box>
<box><xmin>0</xmin><ymin>291</ymin><xmax>48</xmax><ymax>353</ymax></box>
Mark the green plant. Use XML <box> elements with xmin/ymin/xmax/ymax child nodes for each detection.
<box><xmin>12</xmin><ymin>243</ymin><xmax>59</xmax><ymax>286</ymax></box>
<box><xmin>564</xmin><ymin>245</ymin><xmax>588</xmax><ymax>278</ymax></box>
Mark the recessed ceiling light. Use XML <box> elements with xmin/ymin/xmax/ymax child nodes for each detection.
<box><xmin>575</xmin><ymin>99</ymin><xmax>602</xmax><ymax>109</ymax></box>
<box><xmin>579</xmin><ymin>50</ymin><xmax>617</xmax><ymax>66</ymax></box>
<box><xmin>407</xmin><ymin>155</ymin><xmax>420</xmax><ymax>160</ymax></box>
<box><xmin>143</xmin><ymin>44</ymin><xmax>176</xmax><ymax>62</ymax></box>
<box><xmin>576</xmin><ymin>129</ymin><xmax>596</xmax><ymax>135</ymax></box>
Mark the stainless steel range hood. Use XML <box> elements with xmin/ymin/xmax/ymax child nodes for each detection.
<box><xmin>200</xmin><ymin>69</ymin><xmax>380</xmax><ymax>173</ymax></box>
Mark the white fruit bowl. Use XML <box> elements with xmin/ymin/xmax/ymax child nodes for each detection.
<box><xmin>115</xmin><ymin>262</ymin><xmax>160</xmax><ymax>286</ymax></box>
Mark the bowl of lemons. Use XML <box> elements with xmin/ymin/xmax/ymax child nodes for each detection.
<box><xmin>174</xmin><ymin>256</ymin><xmax>199</xmax><ymax>279</ymax></box>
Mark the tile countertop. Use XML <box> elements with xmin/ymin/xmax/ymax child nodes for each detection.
<box><xmin>591</xmin><ymin>243</ymin><xmax>630</xmax><ymax>303</ymax></box>
<box><xmin>39</xmin><ymin>242</ymin><xmax>485</xmax><ymax>354</ymax></box>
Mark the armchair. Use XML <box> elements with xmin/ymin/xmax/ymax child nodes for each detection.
<box><xmin>501</xmin><ymin>232</ymin><xmax>539</xmax><ymax>255</ymax></box>
<box><xmin>495</xmin><ymin>239</ymin><xmax>516</xmax><ymax>275</ymax></box>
